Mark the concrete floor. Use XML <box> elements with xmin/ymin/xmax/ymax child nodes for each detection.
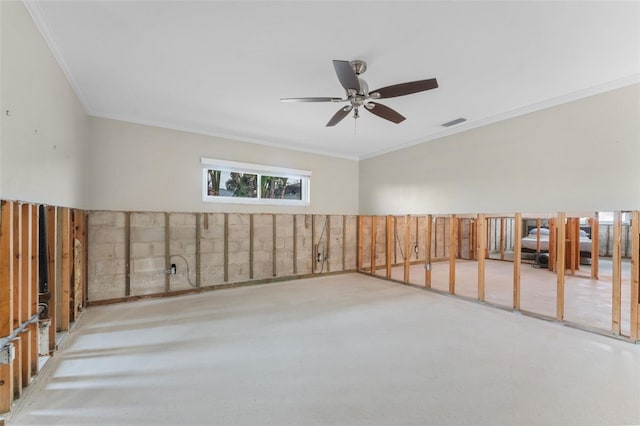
<box><xmin>7</xmin><ymin>273</ymin><xmax>640</xmax><ymax>426</ymax></box>
<box><xmin>388</xmin><ymin>258</ymin><xmax>633</xmax><ymax>337</ymax></box>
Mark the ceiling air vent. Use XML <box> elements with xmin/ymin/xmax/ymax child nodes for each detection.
<box><xmin>441</xmin><ymin>117</ymin><xmax>466</xmax><ymax>127</ymax></box>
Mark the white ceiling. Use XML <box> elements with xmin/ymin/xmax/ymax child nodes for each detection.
<box><xmin>27</xmin><ymin>1</ymin><xmax>640</xmax><ymax>160</ymax></box>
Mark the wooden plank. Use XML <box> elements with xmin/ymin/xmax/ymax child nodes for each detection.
<box><xmin>370</xmin><ymin>216</ymin><xmax>377</xmax><ymax>276</ymax></box>
<box><xmin>46</xmin><ymin>206</ymin><xmax>57</xmax><ymax>353</ymax></box>
<box><xmin>165</xmin><ymin>213</ymin><xmax>171</xmax><ymax>292</ymax></box>
<box><xmin>500</xmin><ymin>217</ymin><xmax>506</xmax><ymax>260</ymax></box>
<box><xmin>249</xmin><ymin>214</ymin><xmax>254</xmax><ymax>279</ymax></box>
<box><xmin>556</xmin><ymin>212</ymin><xmax>566</xmax><ymax>321</ymax></box>
<box><xmin>513</xmin><ymin>213</ymin><xmax>522</xmax><ymax>310</ymax></box>
<box><xmin>433</xmin><ymin>217</ymin><xmax>438</xmax><ymax>259</ymax></box>
<box><xmin>195</xmin><ymin>214</ymin><xmax>201</xmax><ymax>287</ymax></box>
<box><xmin>223</xmin><ymin>213</ymin><xmax>229</xmax><ymax>282</ymax></box>
<box><xmin>124</xmin><ymin>212</ymin><xmax>131</xmax><ymax>296</ymax></box>
<box><xmin>477</xmin><ymin>214</ymin><xmax>486</xmax><ymax>301</ymax></box>
<box><xmin>357</xmin><ymin>216</ymin><xmax>363</xmax><ymax>272</ymax></box>
<box><xmin>458</xmin><ymin>218</ymin><xmax>464</xmax><ymax>259</ymax></box>
<box><xmin>449</xmin><ymin>215</ymin><xmax>456</xmax><ymax>294</ymax></box>
<box><xmin>12</xmin><ymin>204</ymin><xmax>22</xmax><ymax>336</ymax></box>
<box><xmin>573</xmin><ymin>218</ymin><xmax>580</xmax><ymax>271</ymax></box>
<box><xmin>82</xmin><ymin>212</ymin><xmax>89</xmax><ymax>306</ymax></box>
<box><xmin>311</xmin><ymin>215</ymin><xmax>316</xmax><ymax>274</ymax></box>
<box><xmin>20</xmin><ymin>205</ymin><xmax>32</xmax><ymax>387</ymax></box>
<box><xmin>342</xmin><ymin>215</ymin><xmax>346</xmax><ymax>271</ymax></box>
<box><xmin>425</xmin><ymin>215</ymin><xmax>432</xmax><ymax>288</ymax></box>
<box><xmin>403</xmin><ymin>215</ymin><xmax>411</xmax><ymax>283</ymax></box>
<box><xmin>59</xmin><ymin>209</ymin><xmax>71</xmax><ymax>332</ymax></box>
<box><xmin>386</xmin><ymin>216</ymin><xmax>393</xmax><ymax>279</ymax></box>
<box><xmin>0</xmin><ymin>201</ymin><xmax>14</xmax><ymax>413</ymax></box>
<box><xmin>326</xmin><ymin>215</ymin><xmax>331</xmax><ymax>273</ymax></box>
<box><xmin>30</xmin><ymin>206</ymin><xmax>38</xmax><ymax>375</ymax></box>
<box><xmin>630</xmin><ymin>211</ymin><xmax>639</xmax><ymax>340</ymax></box>
<box><xmin>272</xmin><ymin>214</ymin><xmax>277</xmax><ymax>277</ymax></box>
<box><xmin>590</xmin><ymin>217</ymin><xmax>599</xmax><ymax>279</ymax></box>
<box><xmin>549</xmin><ymin>218</ymin><xmax>557</xmax><ymax>272</ymax></box>
<box><xmin>11</xmin><ymin>204</ymin><xmax>22</xmax><ymax>401</ymax></box>
<box><xmin>612</xmin><ymin>211</ymin><xmax>622</xmax><ymax>335</ymax></box>
<box><xmin>293</xmin><ymin>215</ymin><xmax>298</xmax><ymax>274</ymax></box>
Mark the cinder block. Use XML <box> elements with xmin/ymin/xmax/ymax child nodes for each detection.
<box><xmin>133</xmin><ymin>228</ymin><xmax>165</xmax><ymax>243</ymax></box>
<box><xmin>133</xmin><ymin>257</ymin><xmax>165</xmax><ymax>273</ymax></box>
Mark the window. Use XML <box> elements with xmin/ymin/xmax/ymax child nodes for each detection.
<box><xmin>202</xmin><ymin>158</ymin><xmax>310</xmax><ymax>206</ymax></box>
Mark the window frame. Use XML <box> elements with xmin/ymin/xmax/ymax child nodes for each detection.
<box><xmin>201</xmin><ymin>157</ymin><xmax>311</xmax><ymax>206</ymax></box>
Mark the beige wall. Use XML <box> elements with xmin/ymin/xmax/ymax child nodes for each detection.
<box><xmin>87</xmin><ymin>116</ymin><xmax>359</xmax><ymax>214</ymax></box>
<box><xmin>0</xmin><ymin>1</ymin><xmax>89</xmax><ymax>208</ymax></box>
<box><xmin>359</xmin><ymin>84</ymin><xmax>640</xmax><ymax>215</ymax></box>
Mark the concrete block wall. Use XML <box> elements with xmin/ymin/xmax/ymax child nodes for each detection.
<box><xmin>131</xmin><ymin>212</ymin><xmax>166</xmax><ymax>296</ymax></box>
<box><xmin>295</xmin><ymin>214</ymin><xmax>313</xmax><ymax>274</ymax></box>
<box><xmin>88</xmin><ymin>211</ymin><xmax>126</xmax><ymax>301</ymax></box>
<box><xmin>200</xmin><ymin>213</ymin><xmax>225</xmax><ymax>287</ymax></box>
<box><xmin>87</xmin><ymin>211</ymin><xmax>358</xmax><ymax>302</ymax></box>
<box><xmin>343</xmin><ymin>216</ymin><xmax>358</xmax><ymax>270</ymax></box>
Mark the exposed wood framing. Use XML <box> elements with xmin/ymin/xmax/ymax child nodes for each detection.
<box><xmin>556</xmin><ymin>212</ymin><xmax>566</xmax><ymax>321</ymax></box>
<box><xmin>60</xmin><ymin>208</ymin><xmax>71</xmax><ymax>332</ymax></box>
<box><xmin>449</xmin><ymin>215</ymin><xmax>456</xmax><ymax>294</ymax></box>
<box><xmin>0</xmin><ymin>201</ymin><xmax>14</xmax><ymax>413</ymax></box>
<box><xmin>612</xmin><ymin>211</ymin><xmax>622</xmax><ymax>335</ymax></box>
<box><xmin>403</xmin><ymin>215</ymin><xmax>411</xmax><ymax>283</ymax></box>
<box><xmin>124</xmin><ymin>212</ymin><xmax>131</xmax><ymax>296</ymax></box>
<box><xmin>590</xmin><ymin>217</ymin><xmax>599</xmax><ymax>279</ymax></box>
<box><xmin>46</xmin><ymin>206</ymin><xmax>57</xmax><ymax>352</ymax></box>
<box><xmin>424</xmin><ymin>215</ymin><xmax>432</xmax><ymax>287</ymax></box>
<box><xmin>326</xmin><ymin>216</ymin><xmax>331</xmax><ymax>272</ymax></box>
<box><xmin>500</xmin><ymin>217</ymin><xmax>506</xmax><ymax>260</ymax></box>
<box><xmin>458</xmin><ymin>218</ymin><xmax>463</xmax><ymax>259</ymax></box>
<box><xmin>477</xmin><ymin>214</ymin><xmax>486</xmax><ymax>301</ymax></box>
<box><xmin>164</xmin><ymin>213</ymin><xmax>171</xmax><ymax>292</ymax></box>
<box><xmin>342</xmin><ymin>216</ymin><xmax>346</xmax><ymax>271</ymax></box>
<box><xmin>370</xmin><ymin>216</ymin><xmax>377</xmax><ymax>276</ymax></box>
<box><xmin>272</xmin><ymin>214</ymin><xmax>277</xmax><ymax>277</ymax></box>
<box><xmin>29</xmin><ymin>206</ymin><xmax>38</xmax><ymax>375</ymax></box>
<box><xmin>513</xmin><ymin>213</ymin><xmax>522</xmax><ymax>310</ymax></box>
<box><xmin>386</xmin><ymin>216</ymin><xmax>393</xmax><ymax>279</ymax></box>
<box><xmin>223</xmin><ymin>213</ymin><xmax>229</xmax><ymax>282</ymax></box>
<box><xmin>293</xmin><ymin>215</ymin><xmax>297</xmax><ymax>274</ymax></box>
<box><xmin>311</xmin><ymin>215</ymin><xmax>316</xmax><ymax>274</ymax></box>
<box><xmin>549</xmin><ymin>218</ymin><xmax>557</xmax><ymax>272</ymax></box>
<box><xmin>357</xmin><ymin>216</ymin><xmax>363</xmax><ymax>272</ymax></box>
<box><xmin>249</xmin><ymin>214</ymin><xmax>254</xmax><ymax>280</ymax></box>
<box><xmin>20</xmin><ymin>205</ymin><xmax>32</xmax><ymax>387</ymax></box>
<box><xmin>195</xmin><ymin>214</ymin><xmax>201</xmax><ymax>287</ymax></box>
<box><xmin>433</xmin><ymin>217</ymin><xmax>438</xmax><ymax>259</ymax></box>
<box><xmin>631</xmin><ymin>211</ymin><xmax>639</xmax><ymax>340</ymax></box>
<box><xmin>82</xmin><ymin>212</ymin><xmax>89</xmax><ymax>305</ymax></box>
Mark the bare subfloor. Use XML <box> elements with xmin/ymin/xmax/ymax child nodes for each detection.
<box><xmin>8</xmin><ymin>274</ymin><xmax>640</xmax><ymax>426</ymax></box>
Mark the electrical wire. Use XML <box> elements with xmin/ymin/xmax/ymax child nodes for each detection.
<box><xmin>316</xmin><ymin>216</ymin><xmax>329</xmax><ymax>273</ymax></box>
<box><xmin>168</xmin><ymin>254</ymin><xmax>198</xmax><ymax>288</ymax></box>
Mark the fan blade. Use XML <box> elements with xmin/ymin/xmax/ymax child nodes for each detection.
<box><xmin>371</xmin><ymin>78</ymin><xmax>438</xmax><ymax>99</ymax></box>
<box><xmin>281</xmin><ymin>97</ymin><xmax>342</xmax><ymax>102</ymax></box>
<box><xmin>365</xmin><ymin>102</ymin><xmax>406</xmax><ymax>124</ymax></box>
<box><xmin>326</xmin><ymin>106</ymin><xmax>352</xmax><ymax>127</ymax></box>
<box><xmin>333</xmin><ymin>60</ymin><xmax>360</xmax><ymax>92</ymax></box>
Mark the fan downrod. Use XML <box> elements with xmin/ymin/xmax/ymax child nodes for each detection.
<box><xmin>350</xmin><ymin>60</ymin><xmax>367</xmax><ymax>75</ymax></box>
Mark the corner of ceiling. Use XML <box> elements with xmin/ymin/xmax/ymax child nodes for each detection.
<box><xmin>22</xmin><ymin>0</ymin><xmax>94</xmax><ymax>115</ymax></box>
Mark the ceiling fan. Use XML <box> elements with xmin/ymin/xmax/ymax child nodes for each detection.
<box><xmin>281</xmin><ymin>60</ymin><xmax>438</xmax><ymax>127</ymax></box>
